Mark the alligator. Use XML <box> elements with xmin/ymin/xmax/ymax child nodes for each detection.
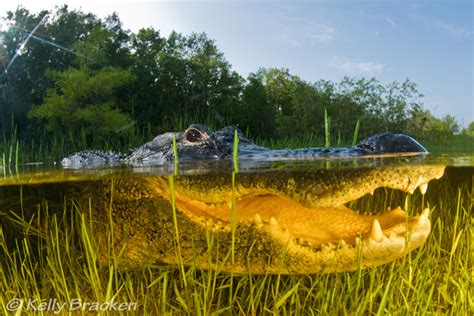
<box><xmin>59</xmin><ymin>125</ymin><xmax>445</xmax><ymax>273</ymax></box>
<box><xmin>61</xmin><ymin>124</ymin><xmax>430</xmax><ymax>168</ymax></box>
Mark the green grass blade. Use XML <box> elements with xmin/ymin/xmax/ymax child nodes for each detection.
<box><xmin>352</xmin><ymin>119</ymin><xmax>361</xmax><ymax>146</ymax></box>
<box><xmin>324</xmin><ymin>108</ymin><xmax>331</xmax><ymax>148</ymax></box>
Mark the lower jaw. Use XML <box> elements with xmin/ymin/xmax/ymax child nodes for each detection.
<box><xmin>178</xmin><ymin>194</ymin><xmax>423</xmax><ymax>246</ymax></box>
<box><xmin>172</xmin><ymin>195</ymin><xmax>431</xmax><ymax>273</ymax></box>
<box><xmin>246</xmin><ymin>208</ymin><xmax>430</xmax><ymax>273</ymax></box>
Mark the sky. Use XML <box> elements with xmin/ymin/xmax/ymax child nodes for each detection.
<box><xmin>1</xmin><ymin>0</ymin><xmax>472</xmax><ymax>127</ymax></box>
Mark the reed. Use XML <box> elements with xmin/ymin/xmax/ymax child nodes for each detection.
<box><xmin>324</xmin><ymin>108</ymin><xmax>331</xmax><ymax>148</ymax></box>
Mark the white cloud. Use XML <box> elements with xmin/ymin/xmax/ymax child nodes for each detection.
<box><xmin>357</xmin><ymin>10</ymin><xmax>397</xmax><ymax>30</ymax></box>
<box><xmin>329</xmin><ymin>58</ymin><xmax>385</xmax><ymax>75</ymax></box>
<box><xmin>432</xmin><ymin>19</ymin><xmax>473</xmax><ymax>40</ymax></box>
<box><xmin>303</xmin><ymin>23</ymin><xmax>335</xmax><ymax>44</ymax></box>
<box><xmin>276</xmin><ymin>14</ymin><xmax>336</xmax><ymax>46</ymax></box>
<box><xmin>383</xmin><ymin>16</ymin><xmax>396</xmax><ymax>29</ymax></box>
<box><xmin>415</xmin><ymin>14</ymin><xmax>473</xmax><ymax>40</ymax></box>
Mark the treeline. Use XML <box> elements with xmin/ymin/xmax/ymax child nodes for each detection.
<box><xmin>0</xmin><ymin>6</ymin><xmax>472</xmax><ymax>152</ymax></box>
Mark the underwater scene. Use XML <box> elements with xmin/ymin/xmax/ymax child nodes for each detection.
<box><xmin>1</xmin><ymin>153</ymin><xmax>472</xmax><ymax>314</ymax></box>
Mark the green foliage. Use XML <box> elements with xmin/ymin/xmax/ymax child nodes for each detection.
<box><xmin>335</xmin><ymin>77</ymin><xmax>424</xmax><ymax>135</ymax></box>
<box><xmin>28</xmin><ymin>66</ymin><xmax>134</xmax><ymax>146</ymax></box>
<box><xmin>0</xmin><ymin>7</ymin><xmax>101</xmax><ymax>136</ymax></box>
<box><xmin>0</xmin><ymin>5</ymin><xmax>472</xmax><ymax>156</ymax></box>
<box><xmin>405</xmin><ymin>105</ymin><xmax>464</xmax><ymax>142</ymax></box>
<box><xmin>235</xmin><ymin>74</ymin><xmax>275</xmax><ymax>139</ymax></box>
<box><xmin>462</xmin><ymin>122</ymin><xmax>474</xmax><ymax>138</ymax></box>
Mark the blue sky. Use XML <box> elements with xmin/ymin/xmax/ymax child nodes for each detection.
<box><xmin>1</xmin><ymin>0</ymin><xmax>472</xmax><ymax>127</ymax></box>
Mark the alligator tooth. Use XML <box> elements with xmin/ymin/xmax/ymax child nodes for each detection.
<box><xmin>419</xmin><ymin>183</ymin><xmax>428</xmax><ymax>195</ymax></box>
<box><xmin>254</xmin><ymin>213</ymin><xmax>262</xmax><ymax>225</ymax></box>
<box><xmin>418</xmin><ymin>208</ymin><xmax>429</xmax><ymax>226</ymax></box>
<box><xmin>389</xmin><ymin>232</ymin><xmax>397</xmax><ymax>241</ymax></box>
<box><xmin>370</xmin><ymin>219</ymin><xmax>384</xmax><ymax>242</ymax></box>
<box><xmin>269</xmin><ymin>216</ymin><xmax>279</xmax><ymax>227</ymax></box>
<box><xmin>410</xmin><ymin>176</ymin><xmax>424</xmax><ymax>193</ymax></box>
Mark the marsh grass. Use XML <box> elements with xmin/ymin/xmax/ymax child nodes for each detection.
<box><xmin>0</xmin><ymin>170</ymin><xmax>472</xmax><ymax>314</ymax></box>
<box><xmin>1</xmin><ymin>115</ymin><xmax>473</xmax><ymax>168</ymax></box>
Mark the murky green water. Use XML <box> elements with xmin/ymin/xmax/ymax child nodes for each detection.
<box><xmin>1</xmin><ymin>152</ymin><xmax>472</xmax><ymax>313</ymax></box>
<box><xmin>0</xmin><ymin>153</ymin><xmax>471</xmax><ymax>270</ymax></box>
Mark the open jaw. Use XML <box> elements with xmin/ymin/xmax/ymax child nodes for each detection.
<box><xmin>162</xmin><ymin>166</ymin><xmax>445</xmax><ymax>274</ymax></box>
<box><xmin>175</xmin><ymin>193</ymin><xmax>431</xmax><ymax>273</ymax></box>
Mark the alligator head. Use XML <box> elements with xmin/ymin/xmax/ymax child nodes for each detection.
<box><xmin>125</xmin><ymin>124</ymin><xmax>429</xmax><ymax>163</ymax></box>
<box><xmin>61</xmin><ymin>124</ymin><xmax>428</xmax><ymax>168</ymax></box>
<box><xmin>79</xmin><ymin>164</ymin><xmax>445</xmax><ymax>274</ymax></box>
<box><xmin>61</xmin><ymin>124</ymin><xmax>441</xmax><ymax>273</ymax></box>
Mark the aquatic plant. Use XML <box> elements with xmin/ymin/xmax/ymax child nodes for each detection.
<box><xmin>0</xmin><ymin>168</ymin><xmax>471</xmax><ymax>314</ymax></box>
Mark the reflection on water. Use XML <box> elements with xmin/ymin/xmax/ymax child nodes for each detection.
<box><xmin>0</xmin><ymin>152</ymin><xmax>472</xmax><ymax>186</ymax></box>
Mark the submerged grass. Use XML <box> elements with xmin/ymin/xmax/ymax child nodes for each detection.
<box><xmin>0</xmin><ymin>170</ymin><xmax>472</xmax><ymax>314</ymax></box>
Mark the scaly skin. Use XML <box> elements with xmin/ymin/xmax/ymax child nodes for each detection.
<box><xmin>59</xmin><ymin>124</ymin><xmax>441</xmax><ymax>273</ymax></box>
<box><xmin>76</xmin><ymin>164</ymin><xmax>445</xmax><ymax>274</ymax></box>
<box><xmin>61</xmin><ymin>124</ymin><xmax>429</xmax><ymax>168</ymax></box>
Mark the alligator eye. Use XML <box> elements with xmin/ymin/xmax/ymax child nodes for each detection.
<box><xmin>360</xmin><ymin>143</ymin><xmax>376</xmax><ymax>151</ymax></box>
<box><xmin>185</xmin><ymin>128</ymin><xmax>206</xmax><ymax>143</ymax></box>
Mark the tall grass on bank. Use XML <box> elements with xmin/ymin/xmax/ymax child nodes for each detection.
<box><xmin>0</xmin><ymin>122</ymin><xmax>157</xmax><ymax>166</ymax></box>
<box><xmin>1</xmin><ymin>114</ymin><xmax>474</xmax><ymax>167</ymax></box>
<box><xmin>0</xmin><ymin>170</ymin><xmax>472</xmax><ymax>314</ymax></box>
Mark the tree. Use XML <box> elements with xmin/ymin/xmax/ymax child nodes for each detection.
<box><xmin>237</xmin><ymin>74</ymin><xmax>275</xmax><ymax>139</ymax></box>
<box><xmin>335</xmin><ymin>77</ymin><xmax>424</xmax><ymax>136</ymax></box>
<box><xmin>0</xmin><ymin>6</ymin><xmax>102</xmax><ymax>137</ymax></box>
<box><xmin>138</xmin><ymin>31</ymin><xmax>242</xmax><ymax>128</ymax></box>
<box><xmin>73</xmin><ymin>12</ymin><xmax>132</xmax><ymax>69</ymax></box>
<box><xmin>128</xmin><ymin>27</ymin><xmax>165</xmax><ymax>126</ymax></box>
<box><xmin>406</xmin><ymin>105</ymin><xmax>461</xmax><ymax>140</ymax></box>
<box><xmin>461</xmin><ymin>122</ymin><xmax>474</xmax><ymax>138</ymax></box>
<box><xmin>253</xmin><ymin>68</ymin><xmax>305</xmax><ymax>138</ymax></box>
<box><xmin>0</xmin><ymin>5</ymin><xmax>464</xmax><ymax>151</ymax></box>
<box><xmin>29</xmin><ymin>66</ymin><xmax>135</xmax><ymax>146</ymax></box>
<box><xmin>440</xmin><ymin>115</ymin><xmax>459</xmax><ymax>134</ymax></box>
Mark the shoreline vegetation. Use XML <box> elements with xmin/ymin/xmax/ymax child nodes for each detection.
<box><xmin>0</xmin><ymin>6</ymin><xmax>473</xmax><ymax>163</ymax></box>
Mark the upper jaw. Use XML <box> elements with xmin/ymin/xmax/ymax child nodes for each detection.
<box><xmin>299</xmin><ymin>165</ymin><xmax>445</xmax><ymax>208</ymax></box>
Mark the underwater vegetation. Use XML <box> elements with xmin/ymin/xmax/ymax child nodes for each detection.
<box><xmin>0</xmin><ymin>165</ymin><xmax>472</xmax><ymax>314</ymax></box>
